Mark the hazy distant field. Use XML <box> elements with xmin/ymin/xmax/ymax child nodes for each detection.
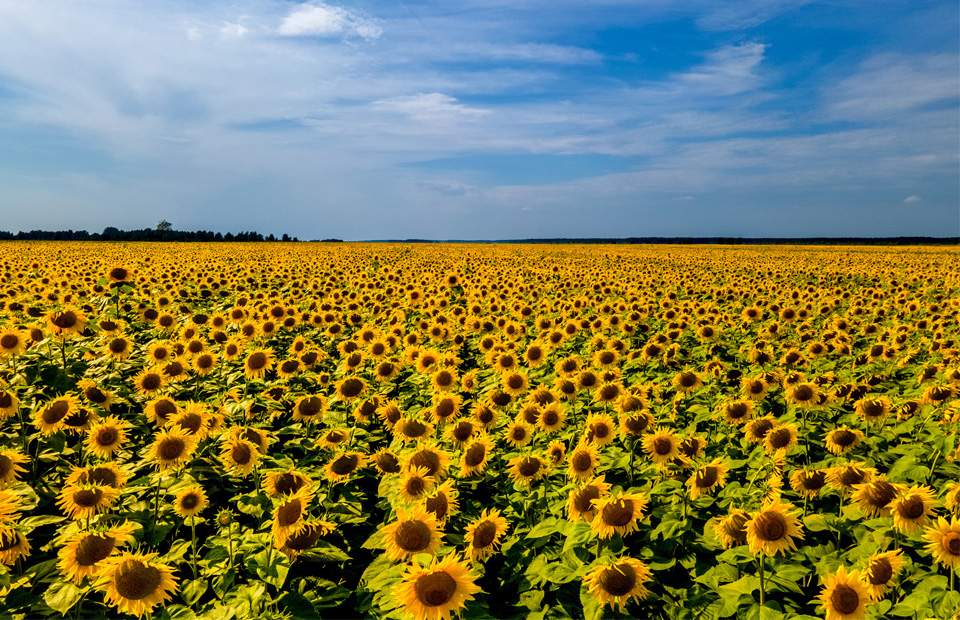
<box><xmin>0</xmin><ymin>242</ymin><xmax>959</xmax><ymax>619</ymax></box>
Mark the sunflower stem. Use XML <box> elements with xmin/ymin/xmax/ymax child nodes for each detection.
<box><xmin>153</xmin><ymin>473</ymin><xmax>163</xmax><ymax>523</ymax></box>
<box><xmin>15</xmin><ymin>407</ymin><xmax>34</xmax><ymax>480</ymax></box>
<box><xmin>758</xmin><ymin>556</ymin><xmax>765</xmax><ymax>606</ymax></box>
<box><xmin>60</xmin><ymin>335</ymin><xmax>67</xmax><ymax>377</ymax></box>
<box><xmin>228</xmin><ymin>520</ymin><xmax>235</xmax><ymax>575</ymax></box>
<box><xmin>190</xmin><ymin>517</ymin><xmax>198</xmax><ymax>580</ymax></box>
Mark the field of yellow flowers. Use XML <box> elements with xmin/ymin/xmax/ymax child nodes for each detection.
<box><xmin>0</xmin><ymin>241</ymin><xmax>959</xmax><ymax>620</ymax></box>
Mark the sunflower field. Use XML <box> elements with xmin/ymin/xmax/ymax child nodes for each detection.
<box><xmin>0</xmin><ymin>241</ymin><xmax>959</xmax><ymax>620</ymax></box>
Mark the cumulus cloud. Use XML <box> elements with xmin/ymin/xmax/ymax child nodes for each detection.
<box><xmin>277</xmin><ymin>2</ymin><xmax>382</xmax><ymax>40</ymax></box>
<box><xmin>904</xmin><ymin>195</ymin><xmax>922</xmax><ymax>203</ymax></box>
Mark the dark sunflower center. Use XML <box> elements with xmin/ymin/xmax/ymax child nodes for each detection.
<box><xmin>748</xmin><ymin>381</ymin><xmax>765</xmax><ymax>394</ymax></box>
<box><xmin>436</xmin><ymin>399</ymin><xmax>455</xmax><ymax>418</ymax></box>
<box><xmin>231</xmin><ymin>443</ymin><xmax>252</xmax><ymax>465</ymax></box>
<box><xmin>53</xmin><ymin>311</ymin><xmax>78</xmax><ymax>329</ymax></box>
<box><xmin>108</xmin><ymin>338</ymin><xmax>127</xmax><ymax>354</ymax></box>
<box><xmin>285</xmin><ymin>523</ymin><xmax>322</xmax><ymax>550</ymax></box>
<box><xmin>340</xmin><ymin>379</ymin><xmax>363</xmax><ymax>398</ymax></box>
<box><xmin>42</xmin><ymin>400</ymin><xmax>70</xmax><ymax>424</ymax></box>
<box><xmin>425</xmin><ymin>493</ymin><xmax>449</xmax><ymax>520</ymax></box>
<box><xmin>861</xmin><ymin>401</ymin><xmax>884</xmax><ymax>417</ymax></box>
<box><xmin>154</xmin><ymin>400</ymin><xmax>177</xmax><ymax>419</ymax></box>
<box><xmin>198</xmin><ymin>355</ymin><xmax>214</xmax><ymax>369</ymax></box>
<box><xmin>839</xmin><ymin>468</ymin><xmax>865</xmax><ymax>487</ymax></box>
<box><xmin>866</xmin><ymin>482</ymin><xmax>897</xmax><ymax>509</ymax></box>
<box><xmin>414</xmin><ymin>571</ymin><xmax>457</xmax><ymax>607</ymax></box>
<box><xmin>518</xmin><ymin>457</ymin><xmax>540</xmax><ymax>477</ymax></box>
<box><xmin>0</xmin><ymin>392</ymin><xmax>11</xmax><ymax>408</ymax></box>
<box><xmin>453</xmin><ymin>422</ymin><xmax>473</xmax><ymax>442</ymax></box>
<box><xmin>574</xmin><ymin>486</ymin><xmax>601</xmax><ymax>513</ymax></box>
<box><xmin>832</xmin><ymin>430</ymin><xmax>856</xmax><ymax>446</ymax></box>
<box><xmin>600</xmin><ymin>564</ymin><xmax>636</xmax><ymax>597</ymax></box>
<box><xmin>109</xmin><ymin>267</ymin><xmax>129</xmax><ymax>280</ymax></box>
<box><xmin>750</xmin><ymin>420</ymin><xmax>774</xmax><ymax>439</ymax></box>
<box><xmin>868</xmin><ymin>558</ymin><xmax>893</xmax><ymax>585</ymax></box>
<box><xmin>624</xmin><ymin>415</ymin><xmax>649</xmax><ymax>433</ymax></box>
<box><xmin>507</xmin><ymin>375</ymin><xmax>524</xmax><ymax>390</ymax></box>
<box><xmin>88</xmin><ymin>468</ymin><xmax>119</xmax><ymax>487</ymax></box>
<box><xmin>178</xmin><ymin>413</ymin><xmax>203</xmax><ymax>434</ymax></box>
<box><xmin>723</xmin><ymin>514</ymin><xmax>748</xmax><ymax>544</ymax></box>
<box><xmin>325</xmin><ymin>431</ymin><xmax>344</xmax><ymax>444</ymax></box>
<box><xmin>141</xmin><ymin>374</ymin><xmax>162</xmax><ymax>391</ymax></box>
<box><xmin>602</xmin><ymin>500</ymin><xmax>634</xmax><ymax>527</ymax></box>
<box><xmin>830</xmin><ymin>584</ymin><xmax>860</xmax><ymax>615</ymax></box>
<box><xmin>63</xmin><ymin>410</ymin><xmax>91</xmax><ymax>428</ymax></box>
<box><xmin>768</xmin><ymin>428</ymin><xmax>792</xmax><ymax>448</ymax></box>
<box><xmin>947</xmin><ymin>533</ymin><xmax>960</xmax><ymax>555</ymax></box>
<box><xmin>753</xmin><ymin>512</ymin><xmax>786</xmax><ymax>541</ymax></box>
<box><xmin>0</xmin><ymin>454</ymin><xmax>11</xmax><ymax>478</ymax></box>
<box><xmin>377</xmin><ymin>362</ymin><xmax>395</xmax><ymax>377</ymax></box>
<box><xmin>73</xmin><ymin>488</ymin><xmax>104</xmax><ymax>508</ymax></box>
<box><xmin>593</xmin><ymin>423</ymin><xmax>610</xmax><ymax>439</ymax></box>
<box><xmin>277</xmin><ymin>499</ymin><xmax>303</xmax><ymax>527</ymax></box>
<box><xmin>0</xmin><ymin>334</ymin><xmax>18</xmax><ymax>349</ymax></box>
<box><xmin>114</xmin><ymin>561</ymin><xmax>163</xmax><ymax>601</ymax></box>
<box><xmin>511</xmin><ymin>427</ymin><xmax>527</xmax><ymax>442</ymax></box>
<box><xmin>678</xmin><ymin>372</ymin><xmax>698</xmax><ymax>388</ymax></box>
<box><xmin>410</xmin><ymin>451</ymin><xmax>441</xmax><ymax>476</ymax></box>
<box><xmin>802</xmin><ymin>471</ymin><xmax>826</xmax><ymax>490</ymax></box>
<box><xmin>653</xmin><ymin>437</ymin><xmax>673</xmax><ymax>456</ymax></box>
<box><xmin>696</xmin><ymin>466</ymin><xmax>718</xmax><ymax>488</ymax></box>
<box><xmin>599</xmin><ymin>386</ymin><xmax>619</xmax><ymax>401</ymax></box>
<box><xmin>473</xmin><ymin>521</ymin><xmax>497</xmax><ymax>548</ymax></box>
<box><xmin>298</xmin><ymin>397</ymin><xmax>322</xmax><ymax>417</ymax></box>
<box><xmin>900</xmin><ymin>496</ymin><xmax>926</xmax><ymax>519</ymax></box>
<box><xmin>465</xmin><ymin>443</ymin><xmax>486</xmax><ymax>467</ymax></box>
<box><xmin>331</xmin><ymin>454</ymin><xmax>359</xmax><ymax>476</ymax></box>
<box><xmin>580</xmin><ymin>374</ymin><xmax>597</xmax><ymax>388</ymax></box>
<box><xmin>395</xmin><ymin>520</ymin><xmax>431</xmax><ymax>552</ymax></box>
<box><xmin>160</xmin><ymin>438</ymin><xmax>185</xmax><ymax>461</ymax></box>
<box><xmin>247</xmin><ymin>353</ymin><xmax>267</xmax><ymax>370</ymax></box>
<box><xmin>406</xmin><ymin>477</ymin><xmax>425</xmax><ymax>496</ymax></box>
<box><xmin>793</xmin><ymin>385</ymin><xmax>814</xmax><ymax>402</ymax></box>
<box><xmin>727</xmin><ymin>403</ymin><xmax>749</xmax><ymax>419</ymax></box>
<box><xmin>85</xmin><ymin>386</ymin><xmax>107</xmax><ymax>403</ymax></box>
<box><xmin>75</xmin><ymin>534</ymin><xmax>116</xmax><ymax>566</ymax></box>
<box><xmin>180</xmin><ymin>493</ymin><xmax>200</xmax><ymax>509</ymax></box>
<box><xmin>573</xmin><ymin>452</ymin><xmax>593</xmax><ymax>472</ymax></box>
<box><xmin>273</xmin><ymin>473</ymin><xmax>305</xmax><ymax>495</ymax></box>
<box><xmin>376</xmin><ymin>453</ymin><xmax>401</xmax><ymax>473</ymax></box>
<box><xmin>0</xmin><ymin>531</ymin><xmax>20</xmax><ymax>551</ymax></box>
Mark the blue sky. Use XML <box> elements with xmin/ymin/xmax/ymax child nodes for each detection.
<box><xmin>0</xmin><ymin>1</ymin><xmax>957</xmax><ymax>240</ymax></box>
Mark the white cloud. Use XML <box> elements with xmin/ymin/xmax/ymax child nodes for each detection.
<box><xmin>904</xmin><ymin>195</ymin><xmax>922</xmax><ymax>203</ymax></box>
<box><xmin>371</xmin><ymin>93</ymin><xmax>491</xmax><ymax>123</ymax></box>
<box><xmin>277</xmin><ymin>3</ymin><xmax>381</xmax><ymax>40</ymax></box>
<box><xmin>677</xmin><ymin>42</ymin><xmax>767</xmax><ymax>96</ymax></box>
<box><xmin>220</xmin><ymin>23</ymin><xmax>249</xmax><ymax>38</ymax></box>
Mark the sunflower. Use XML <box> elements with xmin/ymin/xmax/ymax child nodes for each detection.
<box><xmin>0</xmin><ymin>389</ymin><xmax>20</xmax><ymax>421</ymax></box>
<box><xmin>58</xmin><ymin>521</ymin><xmax>137</xmax><ymax>584</ymax></box>
<box><xmin>945</xmin><ymin>481</ymin><xmax>960</xmax><ymax>514</ymax></box>
<box><xmin>855</xmin><ymin>397</ymin><xmax>891</xmax><ymax>425</ymax></box>
<box><xmin>446</xmin><ymin>420</ymin><xmax>476</xmax><ymax>449</ymax></box>
<box><xmin>132</xmin><ymin>367</ymin><xmax>166</xmax><ymax>397</ymax></box>
<box><xmin>318</xmin><ymin>428</ymin><xmax>351</xmax><ymax>451</ymax></box>
<box><xmin>103</xmin><ymin>336</ymin><xmax>134</xmax><ymax>361</ymax></box>
<box><xmin>852</xmin><ymin>476</ymin><xmax>905</xmax><ymax>518</ymax></box>
<box><xmin>745</xmin><ymin>500</ymin><xmax>804</xmax><ymax>556</ymax></box>
<box><xmin>147</xmin><ymin>427</ymin><xmax>197</xmax><ymax>471</ymax></box>
<box><xmin>62</xmin><ymin>406</ymin><xmax>98</xmax><ymax>435</ymax></box>
<box><xmin>394</xmin><ymin>553</ymin><xmax>480</xmax><ymax>620</ymax></box>
<box><xmin>504</xmin><ymin>421</ymin><xmax>533</xmax><ymax>449</ymax></box>
<box><xmin>590</xmin><ymin>492</ymin><xmax>647</xmax><ymax>539</ymax></box>
<box><xmin>191</xmin><ymin>352</ymin><xmax>218</xmax><ymax>377</ymax></box>
<box><xmin>45</xmin><ymin>306</ymin><xmax>88</xmax><ymax>336</ymax></box>
<box><xmin>421</xmin><ymin>480</ymin><xmax>458</xmax><ymax>524</ymax></box>
<box><xmin>243</xmin><ymin>348</ymin><xmax>274</xmax><ymax>380</ymax></box>
<box><xmin>790</xmin><ymin>469</ymin><xmax>828</xmax><ymax>499</ymax></box>
<box><xmin>584</xmin><ymin>557</ymin><xmax>652</xmax><ymax>613</ymax></box>
<box><xmin>890</xmin><ymin>486</ymin><xmax>937</xmax><ymax>534</ymax></box>
<box><xmin>0</xmin><ymin>449</ymin><xmax>28</xmax><ymax>486</ymax></box>
<box><xmin>399</xmin><ymin>466</ymin><xmax>437</xmax><ymax>503</ymax></box>
<box><xmin>143</xmin><ymin>397</ymin><xmax>178</xmax><ymax>426</ymax></box>
<box><xmin>430</xmin><ymin>394</ymin><xmax>462</xmax><ymax>424</ymax></box>
<box><xmin>712</xmin><ymin>509</ymin><xmax>749</xmax><ymax>549</ymax></box>
<box><xmin>464</xmin><ymin>508</ymin><xmax>508</xmax><ymax>562</ymax></box>
<box><xmin>430</xmin><ymin>368</ymin><xmax>458</xmax><ymax>393</ymax></box>
<box><xmin>923</xmin><ymin>516</ymin><xmax>960</xmax><ymax>568</ymax></box>
<box><xmin>471</xmin><ymin>403</ymin><xmax>498</xmax><ymax>429</ymax></box>
<box><xmin>78</xmin><ymin>379</ymin><xmax>115</xmax><ymax>411</ymax></box>
<box><xmin>565</xmin><ymin>442</ymin><xmax>599</xmax><ymax>482</ymax></box>
<box><xmin>381</xmin><ymin>505</ymin><xmax>442</xmax><ymax>563</ymax></box>
<box><xmin>0</xmin><ymin>328</ymin><xmax>27</xmax><ymax>357</ymax></box>
<box><xmin>825</xmin><ymin>426</ymin><xmax>865</xmax><ymax>456</ymax></box>
<box><xmin>689</xmin><ymin>459</ymin><xmax>728</xmax><ymax>499</ymax></box>
<box><xmin>535</xmin><ymin>402</ymin><xmax>565</xmax><ymax>434</ymax></box>
<box><xmin>720</xmin><ymin>400</ymin><xmax>754</xmax><ymax>426</ymax></box>
<box><xmin>291</xmin><ymin>394</ymin><xmax>327</xmax><ymax>424</ymax></box>
<box><xmin>95</xmin><ymin>551</ymin><xmax>178</xmax><ymax>618</ymax></box>
<box><xmin>57</xmin><ymin>483</ymin><xmax>120</xmax><ymax>521</ymax></box>
<box><xmin>335</xmin><ymin>375</ymin><xmax>368</xmax><ymax>402</ymax></box>
<box><xmin>817</xmin><ymin>565</ymin><xmax>869</xmax><ymax>620</ymax></box>
<box><xmin>277</xmin><ymin>520</ymin><xmax>336</xmax><ymax>559</ymax></box>
<box><xmin>0</xmin><ymin>525</ymin><xmax>30</xmax><ymax>566</ymax></box>
<box><xmin>262</xmin><ymin>469</ymin><xmax>312</xmax><ymax>498</ymax></box>
<box><xmin>584</xmin><ymin>414</ymin><xmax>617</xmax><ymax>447</ymax></box>
<box><xmin>168</xmin><ymin>403</ymin><xmax>211</xmax><ymax>439</ymax></box>
<box><xmin>272</xmin><ymin>488</ymin><xmax>314</xmax><ymax>547</ymax></box>
<box><xmin>66</xmin><ymin>463</ymin><xmax>130</xmax><ymax>490</ymax></box>
<box><xmin>220</xmin><ymin>436</ymin><xmax>260</xmax><ymax>477</ymax></box>
<box><xmin>325</xmin><ymin>451</ymin><xmax>366</xmax><ymax>484</ymax></box>
<box><xmin>785</xmin><ymin>382</ymin><xmax>820</xmax><ymax>409</ymax></box>
<box><xmin>374</xmin><ymin>449</ymin><xmax>402</xmax><ymax>475</ymax></box>
<box><xmin>744</xmin><ymin>415</ymin><xmax>778</xmax><ymax>444</ymax></box>
<box><xmin>395</xmin><ymin>417</ymin><xmax>435</xmax><ymax>444</ymax></box>
<box><xmin>404</xmin><ymin>444</ymin><xmax>451</xmax><ymax>479</ymax></box>
<box><xmin>459</xmin><ymin>435</ymin><xmax>492</xmax><ymax>477</ymax></box>
<box><xmin>507</xmin><ymin>455</ymin><xmax>547</xmax><ymax>486</ymax></box>
<box><xmin>764</xmin><ymin>422</ymin><xmax>798</xmax><ymax>454</ymax></box>
<box><xmin>863</xmin><ymin>550</ymin><xmax>905</xmax><ymax>600</ymax></box>
<box><xmin>173</xmin><ymin>486</ymin><xmax>208</xmax><ymax>519</ymax></box>
<box><xmin>642</xmin><ymin>427</ymin><xmax>681</xmax><ymax>466</ymax></box>
<box><xmin>85</xmin><ymin>416</ymin><xmax>131</xmax><ymax>459</ymax></box>
<box><xmin>32</xmin><ymin>395</ymin><xmax>77</xmax><ymax>435</ymax></box>
<box><xmin>672</xmin><ymin>370</ymin><xmax>702</xmax><ymax>392</ymax></box>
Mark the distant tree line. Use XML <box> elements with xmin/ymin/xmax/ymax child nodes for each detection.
<box><xmin>0</xmin><ymin>226</ymin><xmax>299</xmax><ymax>242</ymax></box>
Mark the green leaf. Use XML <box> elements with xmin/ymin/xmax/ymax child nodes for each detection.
<box><xmin>181</xmin><ymin>578</ymin><xmax>208</xmax><ymax>606</ymax></box>
<box><xmin>212</xmin><ymin>569</ymin><xmax>235</xmax><ymax>600</ymax></box>
<box><xmin>159</xmin><ymin>604</ymin><xmax>198</xmax><ymax>620</ymax></box>
<box><xmin>18</xmin><ymin>515</ymin><xmax>67</xmax><ymax>532</ymax></box>
<box><xmin>281</xmin><ymin>592</ymin><xmax>322</xmax><ymax>620</ymax></box>
<box><xmin>527</xmin><ymin>517</ymin><xmax>560</xmax><ymax>539</ymax></box>
<box><xmin>43</xmin><ymin>580</ymin><xmax>84</xmax><ymax>615</ymax></box>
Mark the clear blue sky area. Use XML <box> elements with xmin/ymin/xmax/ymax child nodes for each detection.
<box><xmin>0</xmin><ymin>1</ymin><xmax>957</xmax><ymax>240</ymax></box>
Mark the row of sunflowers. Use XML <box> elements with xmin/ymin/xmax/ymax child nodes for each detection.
<box><xmin>0</xmin><ymin>242</ymin><xmax>958</xmax><ymax>619</ymax></box>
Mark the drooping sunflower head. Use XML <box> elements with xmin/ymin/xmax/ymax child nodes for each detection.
<box><xmin>57</xmin><ymin>483</ymin><xmax>120</xmax><ymax>521</ymax></box>
<box><xmin>465</xmin><ymin>508</ymin><xmax>508</xmax><ymax>562</ymax></box>
<box><xmin>143</xmin><ymin>397</ymin><xmax>179</xmax><ymax>427</ymax></box>
<box><xmin>278</xmin><ymin>520</ymin><xmax>335</xmax><ymax>559</ymax></box>
<box><xmin>585</xmin><ymin>557</ymin><xmax>653</xmax><ymax>613</ymax></box>
<box><xmin>720</xmin><ymin>400</ymin><xmax>754</xmax><ymax>426</ymax></box>
<box><xmin>0</xmin><ymin>449</ymin><xmax>28</xmax><ymax>486</ymax></box>
<box><xmin>712</xmin><ymin>509</ymin><xmax>749</xmax><ymax>549</ymax></box>
<box><xmin>763</xmin><ymin>423</ymin><xmax>798</xmax><ymax>454</ymax></box>
<box><xmin>373</xmin><ymin>449</ymin><xmax>402</xmax><ymax>475</ymax></box>
<box><xmin>262</xmin><ymin>469</ymin><xmax>312</xmax><ymax>498</ymax></box>
<box><xmin>325</xmin><ymin>451</ymin><xmax>366</xmax><ymax>484</ymax></box>
<box><xmin>688</xmin><ymin>459</ymin><xmax>729</xmax><ymax>499</ymax></box>
<box><xmin>789</xmin><ymin>468</ymin><xmax>827</xmax><ymax>499</ymax></box>
<box><xmin>744</xmin><ymin>415</ymin><xmax>778</xmax><ymax>444</ymax></box>
<box><xmin>863</xmin><ymin>550</ymin><xmax>905</xmax><ymax>599</ymax></box>
<box><xmin>824</xmin><ymin>426</ymin><xmax>865</xmax><ymax>456</ymax></box>
<box><xmin>404</xmin><ymin>444</ymin><xmax>451</xmax><ymax>479</ymax></box>
<box><xmin>33</xmin><ymin>395</ymin><xmax>78</xmax><ymax>435</ymax></box>
<box><xmin>0</xmin><ymin>524</ymin><xmax>30</xmax><ymax>566</ymax></box>
<box><xmin>57</xmin><ymin>521</ymin><xmax>136</xmax><ymax>584</ymax></box>
<box><xmin>852</xmin><ymin>476</ymin><xmax>904</xmax><ymax>519</ymax></box>
<box><xmin>420</xmin><ymin>480</ymin><xmax>459</xmax><ymax>524</ymax></box>
<box><xmin>220</xmin><ymin>436</ymin><xmax>260</xmax><ymax>477</ymax></box>
<box><xmin>672</xmin><ymin>370</ymin><xmax>702</xmax><ymax>393</ymax></box>
<box><xmin>826</xmin><ymin>462</ymin><xmax>876</xmax><ymax>494</ymax></box>
<box><xmin>459</xmin><ymin>435</ymin><xmax>492</xmax><ymax>478</ymax></box>
<box><xmin>272</xmin><ymin>488</ymin><xmax>315</xmax><ymax>548</ymax></box>
<box><xmin>66</xmin><ymin>463</ymin><xmax>130</xmax><ymax>490</ymax></box>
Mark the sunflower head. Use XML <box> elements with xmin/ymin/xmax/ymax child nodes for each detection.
<box><xmin>173</xmin><ymin>485</ymin><xmax>208</xmax><ymax>519</ymax></box>
<box><xmin>585</xmin><ymin>557</ymin><xmax>652</xmax><ymax>613</ymax></box>
<box><xmin>590</xmin><ymin>492</ymin><xmax>647</xmax><ymax>539</ymax></box>
<box><xmin>817</xmin><ymin>565</ymin><xmax>869</xmax><ymax>620</ymax></box>
<box><xmin>465</xmin><ymin>509</ymin><xmax>508</xmax><ymax>562</ymax></box>
<box><xmin>863</xmin><ymin>550</ymin><xmax>905</xmax><ymax>599</ymax></box>
<box><xmin>96</xmin><ymin>552</ymin><xmax>178</xmax><ymax>619</ymax></box>
<box><xmin>394</xmin><ymin>554</ymin><xmax>480</xmax><ymax>620</ymax></box>
<box><xmin>745</xmin><ymin>500</ymin><xmax>804</xmax><ymax>557</ymax></box>
<box><xmin>380</xmin><ymin>505</ymin><xmax>442</xmax><ymax>562</ymax></box>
